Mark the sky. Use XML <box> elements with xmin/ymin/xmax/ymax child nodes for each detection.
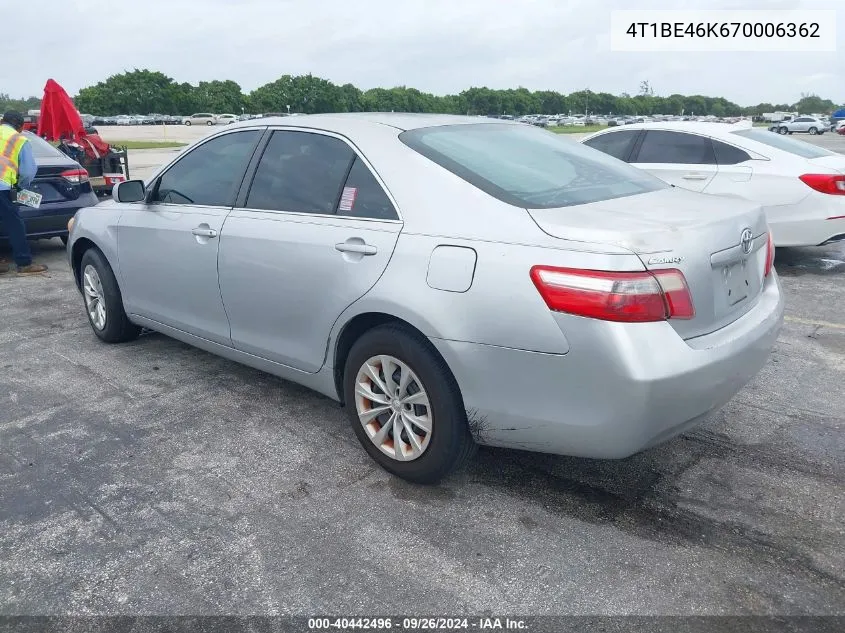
<box><xmin>2</xmin><ymin>0</ymin><xmax>842</xmax><ymax>106</ymax></box>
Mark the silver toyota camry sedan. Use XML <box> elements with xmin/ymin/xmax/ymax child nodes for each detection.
<box><xmin>67</xmin><ymin>114</ymin><xmax>784</xmax><ymax>483</ymax></box>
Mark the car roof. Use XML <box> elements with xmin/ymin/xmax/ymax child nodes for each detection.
<box><xmin>590</xmin><ymin>121</ymin><xmax>753</xmax><ymax>139</ymax></box>
<box><xmin>229</xmin><ymin>112</ymin><xmax>508</xmax><ymax>133</ymax></box>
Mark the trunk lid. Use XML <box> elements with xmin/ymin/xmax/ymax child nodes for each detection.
<box><xmin>31</xmin><ymin>156</ymin><xmax>85</xmax><ymax>204</ymax></box>
<box><xmin>807</xmin><ymin>155</ymin><xmax>845</xmax><ymax>173</ymax></box>
<box><xmin>527</xmin><ymin>188</ymin><xmax>770</xmax><ymax>340</ymax></box>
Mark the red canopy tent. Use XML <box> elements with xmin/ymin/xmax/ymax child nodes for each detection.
<box><xmin>37</xmin><ymin>78</ymin><xmax>84</xmax><ymax>141</ymax></box>
<box><xmin>37</xmin><ymin>78</ymin><xmax>111</xmax><ymax>159</ymax></box>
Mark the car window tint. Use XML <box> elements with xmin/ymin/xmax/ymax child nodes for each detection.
<box><xmin>712</xmin><ymin>140</ymin><xmax>751</xmax><ymax>165</ymax></box>
<box><xmin>336</xmin><ymin>157</ymin><xmax>398</xmax><ymax>220</ymax></box>
<box><xmin>246</xmin><ymin>131</ymin><xmax>355</xmax><ymax>213</ymax></box>
<box><xmin>400</xmin><ymin>123</ymin><xmax>665</xmax><ymax>209</ymax></box>
<box><xmin>635</xmin><ymin>130</ymin><xmax>716</xmax><ymax>165</ymax></box>
<box><xmin>153</xmin><ymin>130</ymin><xmax>260</xmax><ymax>206</ymax></box>
<box><xmin>582</xmin><ymin>130</ymin><xmax>639</xmax><ymax>161</ymax></box>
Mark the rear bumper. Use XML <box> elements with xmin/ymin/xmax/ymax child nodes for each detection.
<box><xmin>767</xmin><ymin>196</ymin><xmax>845</xmax><ymax>247</ymax></box>
<box><xmin>430</xmin><ymin>272</ymin><xmax>784</xmax><ymax>459</ymax></box>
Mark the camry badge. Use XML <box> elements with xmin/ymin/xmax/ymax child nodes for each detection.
<box><xmin>647</xmin><ymin>255</ymin><xmax>684</xmax><ymax>265</ymax></box>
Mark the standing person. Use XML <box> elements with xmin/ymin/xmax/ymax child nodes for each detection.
<box><xmin>0</xmin><ymin>111</ymin><xmax>48</xmax><ymax>274</ymax></box>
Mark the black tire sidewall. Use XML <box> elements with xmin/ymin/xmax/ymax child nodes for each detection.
<box><xmin>79</xmin><ymin>248</ymin><xmax>136</xmax><ymax>343</ymax></box>
<box><xmin>344</xmin><ymin>326</ymin><xmax>469</xmax><ymax>484</ymax></box>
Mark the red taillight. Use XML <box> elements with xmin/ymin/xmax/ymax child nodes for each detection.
<box><xmin>764</xmin><ymin>231</ymin><xmax>775</xmax><ymax>277</ymax></box>
<box><xmin>799</xmin><ymin>174</ymin><xmax>845</xmax><ymax>195</ymax></box>
<box><xmin>530</xmin><ymin>266</ymin><xmax>695</xmax><ymax>323</ymax></box>
<box><xmin>60</xmin><ymin>168</ymin><xmax>89</xmax><ymax>184</ymax></box>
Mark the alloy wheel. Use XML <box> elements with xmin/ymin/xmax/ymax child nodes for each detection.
<box><xmin>82</xmin><ymin>264</ymin><xmax>107</xmax><ymax>330</ymax></box>
<box><xmin>354</xmin><ymin>355</ymin><xmax>433</xmax><ymax>462</ymax></box>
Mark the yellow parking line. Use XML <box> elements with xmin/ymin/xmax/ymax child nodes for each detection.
<box><xmin>785</xmin><ymin>316</ymin><xmax>845</xmax><ymax>330</ymax></box>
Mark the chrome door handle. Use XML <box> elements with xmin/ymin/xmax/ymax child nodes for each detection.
<box><xmin>335</xmin><ymin>242</ymin><xmax>377</xmax><ymax>255</ymax></box>
<box><xmin>681</xmin><ymin>173</ymin><xmax>709</xmax><ymax>180</ymax></box>
<box><xmin>192</xmin><ymin>227</ymin><xmax>218</xmax><ymax>238</ymax></box>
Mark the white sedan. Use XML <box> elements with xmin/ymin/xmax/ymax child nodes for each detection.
<box><xmin>581</xmin><ymin>122</ymin><xmax>845</xmax><ymax>247</ymax></box>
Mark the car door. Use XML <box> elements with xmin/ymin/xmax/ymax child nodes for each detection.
<box><xmin>629</xmin><ymin>130</ymin><xmax>717</xmax><ymax>192</ymax></box>
<box><xmin>793</xmin><ymin>117</ymin><xmax>811</xmax><ymax>133</ymax></box>
<box><xmin>218</xmin><ymin>129</ymin><xmax>402</xmax><ymax>373</ymax></box>
<box><xmin>117</xmin><ymin>129</ymin><xmax>264</xmax><ymax>345</ymax></box>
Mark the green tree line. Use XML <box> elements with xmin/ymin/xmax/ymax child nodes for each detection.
<box><xmin>0</xmin><ymin>93</ymin><xmax>43</xmax><ymax>113</ymax></box>
<box><xmin>5</xmin><ymin>70</ymin><xmax>841</xmax><ymax>118</ymax></box>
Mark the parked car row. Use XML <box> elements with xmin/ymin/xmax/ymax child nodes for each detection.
<box><xmin>65</xmin><ymin>113</ymin><xmax>785</xmax><ymax>483</ymax></box>
<box><xmin>488</xmin><ymin>113</ymin><xmax>756</xmax><ymax>128</ymax></box>
<box><xmin>88</xmin><ymin>112</ymin><xmax>298</xmax><ymax>126</ymax></box>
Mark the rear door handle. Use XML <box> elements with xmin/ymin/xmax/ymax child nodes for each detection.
<box><xmin>335</xmin><ymin>242</ymin><xmax>377</xmax><ymax>256</ymax></box>
<box><xmin>192</xmin><ymin>227</ymin><xmax>218</xmax><ymax>238</ymax></box>
<box><xmin>681</xmin><ymin>173</ymin><xmax>709</xmax><ymax>181</ymax></box>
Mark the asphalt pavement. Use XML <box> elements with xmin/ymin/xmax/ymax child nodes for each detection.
<box><xmin>0</xmin><ymin>133</ymin><xmax>843</xmax><ymax>617</ymax></box>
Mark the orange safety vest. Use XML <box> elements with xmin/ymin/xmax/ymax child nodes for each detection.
<box><xmin>0</xmin><ymin>124</ymin><xmax>28</xmax><ymax>187</ymax></box>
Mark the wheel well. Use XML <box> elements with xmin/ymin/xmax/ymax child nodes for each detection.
<box><xmin>70</xmin><ymin>238</ymin><xmax>97</xmax><ymax>289</ymax></box>
<box><xmin>333</xmin><ymin>312</ymin><xmax>450</xmax><ymax>406</ymax></box>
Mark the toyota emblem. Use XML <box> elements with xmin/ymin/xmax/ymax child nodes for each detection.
<box><xmin>740</xmin><ymin>228</ymin><xmax>754</xmax><ymax>254</ymax></box>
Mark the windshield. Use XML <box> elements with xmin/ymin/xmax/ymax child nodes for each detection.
<box><xmin>399</xmin><ymin>123</ymin><xmax>666</xmax><ymax>209</ymax></box>
<box><xmin>22</xmin><ymin>132</ymin><xmax>64</xmax><ymax>159</ymax></box>
<box><xmin>731</xmin><ymin>128</ymin><xmax>837</xmax><ymax>159</ymax></box>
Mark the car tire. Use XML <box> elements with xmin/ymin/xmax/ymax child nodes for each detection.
<box><xmin>809</xmin><ymin>127</ymin><xmax>818</xmax><ymax>135</ymax></box>
<box><xmin>343</xmin><ymin>324</ymin><xmax>476</xmax><ymax>484</ymax></box>
<box><xmin>778</xmin><ymin>127</ymin><xmax>788</xmax><ymax>135</ymax></box>
<box><xmin>79</xmin><ymin>248</ymin><xmax>141</xmax><ymax>344</ymax></box>
<box><xmin>184</xmin><ymin>120</ymin><xmax>191</xmax><ymax>126</ymax></box>
<box><xmin>206</xmin><ymin>121</ymin><xmax>213</xmax><ymax>126</ymax></box>
<box><xmin>59</xmin><ymin>235</ymin><xmax>68</xmax><ymax>245</ymax></box>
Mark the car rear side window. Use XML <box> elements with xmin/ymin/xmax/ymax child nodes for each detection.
<box><xmin>399</xmin><ymin>123</ymin><xmax>664</xmax><ymax>209</ymax></box>
<box><xmin>634</xmin><ymin>130</ymin><xmax>716</xmax><ymax>165</ymax></box>
<box><xmin>582</xmin><ymin>129</ymin><xmax>639</xmax><ymax>161</ymax></box>
<box><xmin>731</xmin><ymin>128</ymin><xmax>836</xmax><ymax>158</ymax></box>
<box><xmin>336</xmin><ymin>157</ymin><xmax>398</xmax><ymax>220</ymax></box>
<box><xmin>22</xmin><ymin>132</ymin><xmax>63</xmax><ymax>159</ymax></box>
<box><xmin>712</xmin><ymin>140</ymin><xmax>751</xmax><ymax>165</ymax></box>
<box><xmin>152</xmin><ymin>130</ymin><xmax>261</xmax><ymax>206</ymax></box>
<box><xmin>246</xmin><ymin>131</ymin><xmax>355</xmax><ymax>214</ymax></box>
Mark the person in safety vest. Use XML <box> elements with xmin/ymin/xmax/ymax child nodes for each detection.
<box><xmin>0</xmin><ymin>111</ymin><xmax>48</xmax><ymax>274</ymax></box>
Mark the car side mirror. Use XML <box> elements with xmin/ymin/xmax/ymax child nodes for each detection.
<box><xmin>113</xmin><ymin>179</ymin><xmax>146</xmax><ymax>203</ymax></box>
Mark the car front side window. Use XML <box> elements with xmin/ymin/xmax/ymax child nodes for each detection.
<box><xmin>152</xmin><ymin>130</ymin><xmax>262</xmax><ymax>206</ymax></box>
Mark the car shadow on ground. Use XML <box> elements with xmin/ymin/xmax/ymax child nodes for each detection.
<box><xmin>392</xmin><ymin>419</ymin><xmax>842</xmax><ymax>591</ymax></box>
<box><xmin>774</xmin><ymin>245</ymin><xmax>845</xmax><ymax>276</ymax></box>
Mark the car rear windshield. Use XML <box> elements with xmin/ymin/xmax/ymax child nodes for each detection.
<box><xmin>731</xmin><ymin>128</ymin><xmax>836</xmax><ymax>159</ymax></box>
<box><xmin>23</xmin><ymin>132</ymin><xmax>64</xmax><ymax>159</ymax></box>
<box><xmin>399</xmin><ymin>123</ymin><xmax>665</xmax><ymax>209</ymax></box>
